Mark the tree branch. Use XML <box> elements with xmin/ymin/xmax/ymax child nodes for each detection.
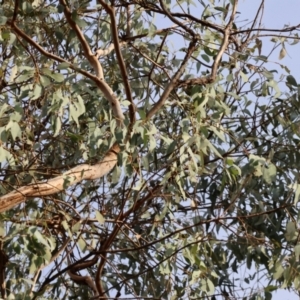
<box><xmin>146</xmin><ymin>37</ymin><xmax>199</xmax><ymax>120</ymax></box>
<box><xmin>98</xmin><ymin>0</ymin><xmax>136</xmax><ymax>126</ymax></box>
<box><xmin>8</xmin><ymin>21</ymin><xmax>124</xmax><ymax>126</ymax></box>
<box><xmin>0</xmin><ymin>144</ymin><xmax>120</xmax><ymax>213</ymax></box>
<box><xmin>145</xmin><ymin>1</ymin><xmax>238</xmax><ymax>119</ymax></box>
<box><xmin>95</xmin><ymin>185</ymin><xmax>161</xmax><ymax>298</ymax></box>
<box><xmin>59</xmin><ymin>0</ymin><xmax>104</xmax><ymax>80</ymax></box>
<box><xmin>67</xmin><ymin>251</ymin><xmax>98</xmax><ymax>296</ymax></box>
<box><xmin>177</xmin><ymin>0</ymin><xmax>238</xmax><ymax>88</ymax></box>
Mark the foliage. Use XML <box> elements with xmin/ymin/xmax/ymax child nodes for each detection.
<box><xmin>0</xmin><ymin>0</ymin><xmax>300</xmax><ymax>299</ymax></box>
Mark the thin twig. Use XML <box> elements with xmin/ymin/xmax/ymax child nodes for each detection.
<box><xmin>146</xmin><ymin>37</ymin><xmax>199</xmax><ymax>120</ymax></box>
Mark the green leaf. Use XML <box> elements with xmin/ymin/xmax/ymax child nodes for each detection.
<box><xmin>286</xmin><ymin>75</ymin><xmax>297</xmax><ymax>86</ymax></box>
<box><xmin>6</xmin><ymin>121</ymin><xmax>21</xmax><ymax>140</ymax></box>
<box><xmin>0</xmin><ymin>16</ymin><xmax>7</xmax><ymax>25</ymax></box>
<box><xmin>273</xmin><ymin>263</ymin><xmax>284</xmax><ymax>280</ymax></box>
<box><xmin>0</xmin><ymin>146</ymin><xmax>15</xmax><ymax>165</ymax></box>
<box><xmin>29</xmin><ymin>255</ymin><xmax>38</xmax><ymax>274</ymax></box>
<box><xmin>16</xmin><ymin>69</ymin><xmax>35</xmax><ymax>82</ymax></box>
<box><xmin>72</xmin><ymin>221</ymin><xmax>81</xmax><ymax>232</ymax></box>
<box><xmin>262</xmin><ymin>163</ymin><xmax>276</xmax><ymax>184</ymax></box>
<box><xmin>264</xmin><ymin>286</ymin><xmax>277</xmax><ymax>292</ymax></box>
<box><xmin>289</xmin><ymin>183</ymin><xmax>300</xmax><ymax>204</ymax></box>
<box><xmin>149</xmin><ymin>135</ymin><xmax>156</xmax><ymax>152</ymax></box>
<box><xmin>294</xmin><ymin>244</ymin><xmax>300</xmax><ymax>262</ymax></box>
<box><xmin>279</xmin><ymin>47</ymin><xmax>286</xmax><ymax>60</ymax></box>
<box><xmin>285</xmin><ymin>222</ymin><xmax>296</xmax><ymax>242</ymax></box>
<box><xmin>201</xmin><ymin>54</ymin><xmax>210</xmax><ymax>63</ymax></box>
<box><xmin>111</xmin><ymin>165</ymin><xmax>121</xmax><ymax>183</ymax></box>
<box><xmin>42</xmin><ymin>68</ymin><xmax>64</xmax><ymax>82</ymax></box>
<box><xmin>267</xmin><ymin>79</ymin><xmax>281</xmax><ymax>98</ymax></box>
<box><xmin>95</xmin><ymin>211</ymin><xmax>105</xmax><ymax>225</ymax></box>
<box><xmin>78</xmin><ymin>238</ymin><xmax>87</xmax><ymax>252</ymax></box>
<box><xmin>249</xmin><ymin>154</ymin><xmax>265</xmax><ymax>177</ymax></box>
<box><xmin>2</xmin><ymin>31</ymin><xmax>16</xmax><ymax>45</ymax></box>
<box><xmin>31</xmin><ymin>84</ymin><xmax>43</xmax><ymax>100</ymax></box>
<box><xmin>240</xmin><ymin>71</ymin><xmax>248</xmax><ymax>83</ymax></box>
<box><xmin>209</xmin><ymin>126</ymin><xmax>226</xmax><ymax>142</ymax></box>
<box><xmin>52</xmin><ymin>116</ymin><xmax>62</xmax><ymax>136</ymax></box>
<box><xmin>57</xmin><ymin>62</ymin><xmax>71</xmax><ymax>70</ymax></box>
<box><xmin>206</xmin><ymin>278</ymin><xmax>215</xmax><ymax>295</ymax></box>
<box><xmin>226</xmin><ymin>92</ymin><xmax>241</xmax><ymax>100</ymax></box>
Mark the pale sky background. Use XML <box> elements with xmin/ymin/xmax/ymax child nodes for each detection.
<box><xmin>239</xmin><ymin>0</ymin><xmax>300</xmax><ymax>81</ymax></box>
<box><xmin>236</xmin><ymin>1</ymin><xmax>300</xmax><ymax>299</ymax></box>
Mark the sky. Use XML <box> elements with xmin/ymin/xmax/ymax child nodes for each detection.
<box><xmin>238</xmin><ymin>0</ymin><xmax>300</xmax><ymax>80</ymax></box>
<box><xmin>235</xmin><ymin>1</ymin><xmax>300</xmax><ymax>299</ymax></box>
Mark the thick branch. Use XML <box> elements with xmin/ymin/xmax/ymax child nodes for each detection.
<box><xmin>0</xmin><ymin>9</ymin><xmax>126</xmax><ymax>214</ymax></box>
<box><xmin>59</xmin><ymin>0</ymin><xmax>104</xmax><ymax>79</ymax></box>
<box><xmin>0</xmin><ymin>145</ymin><xmax>120</xmax><ymax>213</ymax></box>
<box><xmin>67</xmin><ymin>253</ymin><xmax>98</xmax><ymax>296</ymax></box>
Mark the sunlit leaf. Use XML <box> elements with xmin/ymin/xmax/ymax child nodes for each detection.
<box><xmin>95</xmin><ymin>211</ymin><xmax>105</xmax><ymax>225</ymax></box>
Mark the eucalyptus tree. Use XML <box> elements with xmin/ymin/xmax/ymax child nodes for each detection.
<box><xmin>0</xmin><ymin>0</ymin><xmax>300</xmax><ymax>299</ymax></box>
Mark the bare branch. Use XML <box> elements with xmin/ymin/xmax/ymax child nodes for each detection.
<box><xmin>145</xmin><ymin>1</ymin><xmax>238</xmax><ymax>119</ymax></box>
<box><xmin>177</xmin><ymin>0</ymin><xmax>238</xmax><ymax>88</ymax></box>
<box><xmin>0</xmin><ymin>144</ymin><xmax>120</xmax><ymax>213</ymax></box>
<box><xmin>232</xmin><ymin>24</ymin><xmax>300</xmax><ymax>35</ymax></box>
<box><xmin>95</xmin><ymin>41</ymin><xmax>126</xmax><ymax>57</ymax></box>
<box><xmin>59</xmin><ymin>0</ymin><xmax>104</xmax><ymax>79</ymax></box>
<box><xmin>98</xmin><ymin>0</ymin><xmax>136</xmax><ymax>126</ymax></box>
<box><xmin>29</xmin><ymin>238</ymin><xmax>71</xmax><ymax>297</ymax></box>
<box><xmin>159</xmin><ymin>0</ymin><xmax>195</xmax><ymax>38</ymax></box>
<box><xmin>146</xmin><ymin>37</ymin><xmax>199</xmax><ymax>120</ymax></box>
<box><xmin>211</xmin><ymin>0</ymin><xmax>238</xmax><ymax>79</ymax></box>
<box><xmin>67</xmin><ymin>253</ymin><xmax>98</xmax><ymax>296</ymax></box>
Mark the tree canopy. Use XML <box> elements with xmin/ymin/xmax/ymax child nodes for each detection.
<box><xmin>0</xmin><ymin>0</ymin><xmax>300</xmax><ymax>299</ymax></box>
